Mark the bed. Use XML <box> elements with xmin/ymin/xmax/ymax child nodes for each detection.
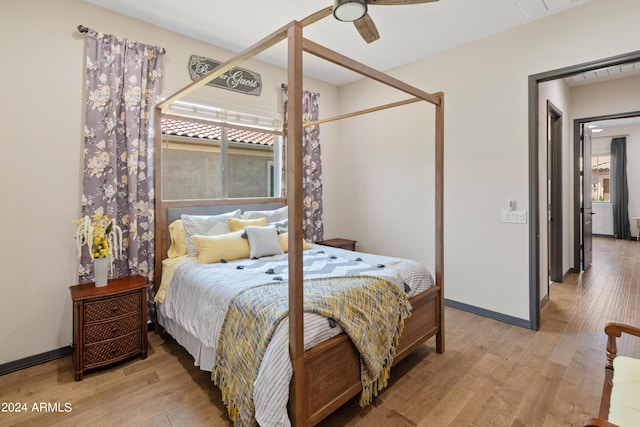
<box><xmin>152</xmin><ymin>19</ymin><xmax>444</xmax><ymax>427</ymax></box>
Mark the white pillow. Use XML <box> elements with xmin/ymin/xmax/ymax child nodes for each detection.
<box><xmin>245</xmin><ymin>225</ymin><xmax>284</xmax><ymax>259</ymax></box>
<box><xmin>273</xmin><ymin>219</ymin><xmax>288</xmax><ymax>233</ymax></box>
<box><xmin>241</xmin><ymin>206</ymin><xmax>288</xmax><ymax>223</ymax></box>
<box><xmin>181</xmin><ymin>210</ymin><xmax>241</xmax><ymax>257</ymax></box>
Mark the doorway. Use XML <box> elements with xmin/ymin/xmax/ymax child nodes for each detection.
<box><xmin>574</xmin><ymin>111</ymin><xmax>640</xmax><ymax>272</ymax></box>
<box><xmin>528</xmin><ymin>50</ymin><xmax>640</xmax><ymax>331</ymax></box>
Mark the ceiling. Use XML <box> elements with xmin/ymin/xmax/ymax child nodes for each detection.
<box><xmin>565</xmin><ymin>61</ymin><xmax>640</xmax><ymax>87</ymax></box>
<box><xmin>84</xmin><ymin>0</ymin><xmax>594</xmax><ymax>86</ymax></box>
<box><xmin>589</xmin><ymin>116</ymin><xmax>640</xmax><ymax>132</ymax></box>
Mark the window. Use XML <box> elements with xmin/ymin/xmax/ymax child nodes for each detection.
<box><xmin>592</xmin><ymin>154</ymin><xmax>610</xmax><ymax>202</ymax></box>
<box><xmin>160</xmin><ymin>104</ymin><xmax>283</xmax><ymax>201</ymax></box>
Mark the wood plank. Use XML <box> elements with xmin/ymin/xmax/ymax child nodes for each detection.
<box><xmin>286</xmin><ymin>21</ymin><xmax>306</xmax><ymax>427</ymax></box>
<box><xmin>301</xmin><ymin>38</ymin><xmax>440</xmax><ymax>106</ymax></box>
<box><xmin>303</xmin><ymin>98</ymin><xmax>421</xmax><ymax>128</ymax></box>
<box><xmin>435</xmin><ymin>91</ymin><xmax>445</xmax><ymax>354</ymax></box>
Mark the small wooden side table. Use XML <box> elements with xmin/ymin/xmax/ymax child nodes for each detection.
<box><xmin>316</xmin><ymin>238</ymin><xmax>357</xmax><ymax>251</ymax></box>
<box><xmin>69</xmin><ymin>275</ymin><xmax>148</xmax><ymax>380</ymax></box>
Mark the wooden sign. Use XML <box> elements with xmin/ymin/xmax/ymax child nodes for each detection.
<box><xmin>188</xmin><ymin>55</ymin><xmax>262</xmax><ymax>96</ymax></box>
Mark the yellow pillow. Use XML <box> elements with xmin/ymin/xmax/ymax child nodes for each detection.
<box><xmin>228</xmin><ymin>217</ymin><xmax>267</xmax><ymax>232</ymax></box>
<box><xmin>278</xmin><ymin>233</ymin><xmax>312</xmax><ymax>253</ymax></box>
<box><xmin>192</xmin><ymin>231</ymin><xmax>250</xmax><ymax>264</ymax></box>
<box><xmin>167</xmin><ymin>219</ymin><xmax>188</xmax><ymax>258</ymax></box>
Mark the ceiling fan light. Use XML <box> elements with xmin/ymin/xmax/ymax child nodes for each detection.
<box><xmin>333</xmin><ymin>0</ymin><xmax>367</xmax><ymax>22</ymax></box>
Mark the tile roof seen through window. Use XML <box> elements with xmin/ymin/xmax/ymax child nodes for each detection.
<box><xmin>161</xmin><ymin>118</ymin><xmax>274</xmax><ymax>146</ymax></box>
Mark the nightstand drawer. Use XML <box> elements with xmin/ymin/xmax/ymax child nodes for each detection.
<box><xmin>84</xmin><ymin>292</ymin><xmax>141</xmax><ymax>323</ymax></box>
<box><xmin>85</xmin><ymin>332</ymin><xmax>141</xmax><ymax>366</ymax></box>
<box><xmin>85</xmin><ymin>313</ymin><xmax>141</xmax><ymax>344</ymax></box>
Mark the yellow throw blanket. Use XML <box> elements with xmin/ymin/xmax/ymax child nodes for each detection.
<box><xmin>212</xmin><ymin>276</ymin><xmax>412</xmax><ymax>427</ymax></box>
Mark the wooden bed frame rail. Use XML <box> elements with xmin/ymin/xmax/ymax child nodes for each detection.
<box><xmin>299</xmin><ymin>286</ymin><xmax>441</xmax><ymax>425</ymax></box>
<box><xmin>154</xmin><ymin>18</ymin><xmax>444</xmax><ymax>427</ymax></box>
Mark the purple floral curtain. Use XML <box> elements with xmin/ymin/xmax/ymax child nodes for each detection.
<box><xmin>282</xmin><ymin>86</ymin><xmax>324</xmax><ymax>242</ymax></box>
<box><xmin>80</xmin><ymin>29</ymin><xmax>164</xmax><ymax>285</ymax></box>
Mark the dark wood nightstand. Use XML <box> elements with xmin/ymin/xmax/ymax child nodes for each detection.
<box><xmin>316</xmin><ymin>238</ymin><xmax>357</xmax><ymax>251</ymax></box>
<box><xmin>69</xmin><ymin>275</ymin><xmax>148</xmax><ymax>380</ymax></box>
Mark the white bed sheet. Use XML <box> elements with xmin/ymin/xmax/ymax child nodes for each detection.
<box><xmin>156</xmin><ymin>244</ymin><xmax>434</xmax><ymax>426</ymax></box>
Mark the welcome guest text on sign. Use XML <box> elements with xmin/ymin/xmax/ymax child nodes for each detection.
<box><xmin>188</xmin><ymin>55</ymin><xmax>262</xmax><ymax>96</ymax></box>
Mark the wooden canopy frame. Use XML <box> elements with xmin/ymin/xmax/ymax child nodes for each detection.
<box><xmin>154</xmin><ymin>19</ymin><xmax>444</xmax><ymax>426</ymax></box>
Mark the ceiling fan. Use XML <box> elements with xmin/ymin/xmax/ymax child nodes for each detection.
<box><xmin>300</xmin><ymin>0</ymin><xmax>439</xmax><ymax>44</ymax></box>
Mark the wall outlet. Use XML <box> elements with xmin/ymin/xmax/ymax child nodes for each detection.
<box><xmin>501</xmin><ymin>209</ymin><xmax>527</xmax><ymax>224</ymax></box>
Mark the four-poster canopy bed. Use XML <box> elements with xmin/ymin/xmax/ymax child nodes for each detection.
<box><xmin>153</xmin><ymin>19</ymin><xmax>444</xmax><ymax>427</ymax></box>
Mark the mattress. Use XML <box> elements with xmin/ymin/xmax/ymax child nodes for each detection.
<box><xmin>156</xmin><ymin>244</ymin><xmax>434</xmax><ymax>426</ymax></box>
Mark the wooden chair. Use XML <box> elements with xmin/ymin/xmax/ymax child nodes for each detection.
<box><xmin>583</xmin><ymin>322</ymin><xmax>640</xmax><ymax>427</ymax></box>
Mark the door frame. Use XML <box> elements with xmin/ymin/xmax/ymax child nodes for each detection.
<box><xmin>573</xmin><ymin>111</ymin><xmax>640</xmax><ymax>271</ymax></box>
<box><xmin>577</xmin><ymin>124</ymin><xmax>593</xmax><ymax>272</ymax></box>
<box><xmin>527</xmin><ymin>50</ymin><xmax>640</xmax><ymax>331</ymax></box>
<box><xmin>547</xmin><ymin>101</ymin><xmax>563</xmax><ymax>283</ymax></box>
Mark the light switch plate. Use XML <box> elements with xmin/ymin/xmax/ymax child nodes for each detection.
<box><xmin>502</xmin><ymin>209</ymin><xmax>527</xmax><ymax>224</ymax></box>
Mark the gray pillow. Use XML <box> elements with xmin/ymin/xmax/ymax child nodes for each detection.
<box><xmin>245</xmin><ymin>224</ymin><xmax>284</xmax><ymax>259</ymax></box>
<box><xmin>241</xmin><ymin>206</ymin><xmax>288</xmax><ymax>223</ymax></box>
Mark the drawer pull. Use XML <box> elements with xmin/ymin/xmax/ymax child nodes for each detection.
<box><xmin>110</xmin><ymin>306</ymin><xmax>118</xmax><ymax>315</ymax></box>
<box><xmin>111</xmin><ymin>348</ymin><xmax>118</xmax><ymax>355</ymax></box>
<box><xmin>111</xmin><ymin>327</ymin><xmax>119</xmax><ymax>335</ymax></box>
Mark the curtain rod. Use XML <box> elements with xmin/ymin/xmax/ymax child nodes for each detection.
<box><xmin>592</xmin><ymin>133</ymin><xmax>630</xmax><ymax>139</ymax></box>
<box><xmin>77</xmin><ymin>25</ymin><xmax>166</xmax><ymax>54</ymax></box>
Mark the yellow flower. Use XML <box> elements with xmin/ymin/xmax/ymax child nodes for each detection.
<box><xmin>74</xmin><ymin>213</ymin><xmax>123</xmax><ymax>260</ymax></box>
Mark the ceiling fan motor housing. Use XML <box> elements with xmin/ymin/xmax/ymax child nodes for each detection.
<box><xmin>333</xmin><ymin>0</ymin><xmax>368</xmax><ymax>22</ymax></box>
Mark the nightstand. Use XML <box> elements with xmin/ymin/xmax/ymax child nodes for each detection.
<box><xmin>69</xmin><ymin>275</ymin><xmax>148</xmax><ymax>380</ymax></box>
<box><xmin>316</xmin><ymin>238</ymin><xmax>357</xmax><ymax>251</ymax></box>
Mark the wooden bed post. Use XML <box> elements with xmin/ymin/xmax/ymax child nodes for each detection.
<box><xmin>287</xmin><ymin>22</ymin><xmax>306</xmax><ymax>427</ymax></box>
<box><xmin>435</xmin><ymin>92</ymin><xmax>445</xmax><ymax>354</ymax></box>
<box><xmin>153</xmin><ymin>107</ymin><xmax>164</xmax><ymax>291</ymax></box>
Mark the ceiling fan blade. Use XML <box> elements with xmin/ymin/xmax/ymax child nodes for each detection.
<box><xmin>299</xmin><ymin>6</ymin><xmax>333</xmax><ymax>28</ymax></box>
<box><xmin>354</xmin><ymin>13</ymin><xmax>380</xmax><ymax>43</ymax></box>
<box><xmin>367</xmin><ymin>0</ymin><xmax>438</xmax><ymax>5</ymax></box>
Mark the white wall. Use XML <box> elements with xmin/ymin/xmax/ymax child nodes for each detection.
<box><xmin>592</xmin><ymin>203</ymin><xmax>613</xmax><ymax>235</ymax></box>
<box><xmin>334</xmin><ymin>0</ymin><xmax>640</xmax><ymax>321</ymax></box>
<box><xmin>538</xmin><ymin>79</ymin><xmax>572</xmax><ymax>301</ymax></box>
<box><xmin>0</xmin><ymin>0</ymin><xmax>339</xmax><ymax>365</ymax></box>
<box><xmin>623</xmin><ymin>125</ymin><xmax>640</xmax><ymax>234</ymax></box>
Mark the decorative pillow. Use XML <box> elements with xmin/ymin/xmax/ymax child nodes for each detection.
<box><xmin>241</xmin><ymin>206</ymin><xmax>288</xmax><ymax>223</ymax></box>
<box><xmin>273</xmin><ymin>219</ymin><xmax>288</xmax><ymax>233</ymax></box>
<box><xmin>206</xmin><ymin>220</ymin><xmax>233</xmax><ymax>236</ymax></box>
<box><xmin>181</xmin><ymin>210</ymin><xmax>241</xmax><ymax>257</ymax></box>
<box><xmin>245</xmin><ymin>225</ymin><xmax>284</xmax><ymax>259</ymax></box>
<box><xmin>228</xmin><ymin>217</ymin><xmax>267</xmax><ymax>232</ymax></box>
<box><xmin>167</xmin><ymin>219</ymin><xmax>188</xmax><ymax>258</ymax></box>
<box><xmin>192</xmin><ymin>231</ymin><xmax>250</xmax><ymax>264</ymax></box>
<box><xmin>277</xmin><ymin>232</ymin><xmax>312</xmax><ymax>253</ymax></box>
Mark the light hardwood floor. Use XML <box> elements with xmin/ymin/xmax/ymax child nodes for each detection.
<box><xmin>1</xmin><ymin>237</ymin><xmax>638</xmax><ymax>426</ymax></box>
